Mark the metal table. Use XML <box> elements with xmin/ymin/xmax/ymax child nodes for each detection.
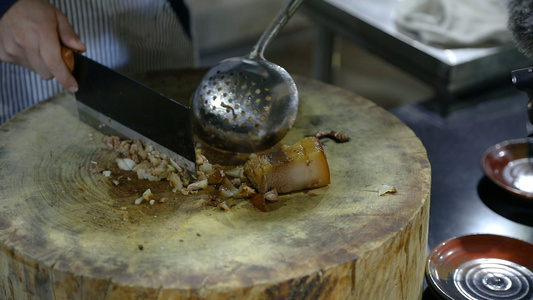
<box><xmin>391</xmin><ymin>86</ymin><xmax>533</xmax><ymax>299</ymax></box>
<box><xmin>302</xmin><ymin>0</ymin><xmax>533</xmax><ymax>114</ymax></box>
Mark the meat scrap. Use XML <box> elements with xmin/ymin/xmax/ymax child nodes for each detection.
<box><xmin>203</xmin><ymin>196</ymin><xmax>230</xmax><ymax>211</ymax></box>
<box><xmin>378</xmin><ymin>185</ymin><xmax>397</xmax><ymax>196</ymax></box>
<box><xmin>101</xmin><ymin>135</ymin><xmax>332</xmax><ymax>212</ymax></box>
<box><xmin>314</xmin><ymin>130</ymin><xmax>350</xmax><ymax>143</ymax></box>
<box><xmin>249</xmin><ymin>194</ymin><xmax>267</xmax><ymax>212</ymax></box>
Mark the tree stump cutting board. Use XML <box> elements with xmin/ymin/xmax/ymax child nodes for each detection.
<box><xmin>0</xmin><ymin>71</ymin><xmax>430</xmax><ymax>299</ymax></box>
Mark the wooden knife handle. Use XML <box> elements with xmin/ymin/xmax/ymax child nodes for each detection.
<box><xmin>61</xmin><ymin>46</ymin><xmax>74</xmax><ymax>72</ymax></box>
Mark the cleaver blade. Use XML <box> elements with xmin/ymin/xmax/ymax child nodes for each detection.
<box><xmin>71</xmin><ymin>52</ymin><xmax>196</xmax><ymax>175</ymax></box>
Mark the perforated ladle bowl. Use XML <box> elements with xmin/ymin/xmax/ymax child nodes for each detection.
<box><xmin>192</xmin><ymin>0</ymin><xmax>302</xmax><ymax>153</ymax></box>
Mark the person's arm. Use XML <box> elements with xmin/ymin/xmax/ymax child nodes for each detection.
<box><xmin>0</xmin><ymin>0</ymin><xmax>86</xmax><ymax>92</ymax></box>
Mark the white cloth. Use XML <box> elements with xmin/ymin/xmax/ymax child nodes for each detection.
<box><xmin>0</xmin><ymin>0</ymin><xmax>197</xmax><ymax>124</ymax></box>
<box><xmin>394</xmin><ymin>0</ymin><xmax>512</xmax><ymax>48</ymax></box>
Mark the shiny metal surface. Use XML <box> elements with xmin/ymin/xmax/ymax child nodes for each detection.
<box><xmin>454</xmin><ymin>258</ymin><xmax>533</xmax><ymax>299</ymax></box>
<box><xmin>319</xmin><ymin>0</ymin><xmax>510</xmax><ymax>64</ymax></box>
<box><xmin>192</xmin><ymin>0</ymin><xmax>301</xmax><ymax>152</ymax></box>
<box><xmin>71</xmin><ymin>52</ymin><xmax>197</xmax><ymax>175</ymax></box>
<box><xmin>302</xmin><ymin>0</ymin><xmax>533</xmax><ymax>113</ymax></box>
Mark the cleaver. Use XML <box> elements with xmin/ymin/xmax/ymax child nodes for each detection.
<box><xmin>64</xmin><ymin>49</ymin><xmax>196</xmax><ymax>175</ymax></box>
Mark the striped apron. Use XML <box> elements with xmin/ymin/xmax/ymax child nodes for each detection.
<box><xmin>0</xmin><ymin>0</ymin><xmax>196</xmax><ymax>124</ymax></box>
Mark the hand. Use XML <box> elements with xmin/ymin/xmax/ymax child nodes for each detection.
<box><xmin>0</xmin><ymin>0</ymin><xmax>86</xmax><ymax>92</ymax></box>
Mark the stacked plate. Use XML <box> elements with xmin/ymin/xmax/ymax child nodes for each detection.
<box><xmin>481</xmin><ymin>138</ymin><xmax>533</xmax><ymax>199</ymax></box>
<box><xmin>426</xmin><ymin>234</ymin><xmax>533</xmax><ymax>299</ymax></box>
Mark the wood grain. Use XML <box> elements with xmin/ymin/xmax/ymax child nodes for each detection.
<box><xmin>0</xmin><ymin>72</ymin><xmax>430</xmax><ymax>299</ymax></box>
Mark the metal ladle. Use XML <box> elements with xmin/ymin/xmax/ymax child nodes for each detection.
<box><xmin>192</xmin><ymin>0</ymin><xmax>303</xmax><ymax>153</ymax></box>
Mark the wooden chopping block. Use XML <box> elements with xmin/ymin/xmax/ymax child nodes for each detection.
<box><xmin>0</xmin><ymin>71</ymin><xmax>430</xmax><ymax>299</ymax></box>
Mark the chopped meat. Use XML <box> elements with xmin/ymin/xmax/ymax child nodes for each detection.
<box><xmin>249</xmin><ymin>194</ymin><xmax>267</xmax><ymax>212</ymax></box>
<box><xmin>314</xmin><ymin>130</ymin><xmax>350</xmax><ymax>143</ymax></box>
<box><xmin>244</xmin><ymin>137</ymin><xmax>331</xmax><ymax>194</ymax></box>
<box><xmin>264</xmin><ymin>189</ymin><xmax>279</xmax><ymax>202</ymax></box>
<box><xmin>378</xmin><ymin>185</ymin><xmax>397</xmax><ymax>196</ymax></box>
<box><xmin>203</xmin><ymin>196</ymin><xmax>230</xmax><ymax>211</ymax></box>
<box><xmin>102</xmin><ymin>135</ymin><xmax>333</xmax><ymax>212</ymax></box>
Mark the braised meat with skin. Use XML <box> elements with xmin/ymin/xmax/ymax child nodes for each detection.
<box><xmin>244</xmin><ymin>137</ymin><xmax>331</xmax><ymax>194</ymax></box>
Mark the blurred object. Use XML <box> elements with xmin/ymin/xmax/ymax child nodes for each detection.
<box><xmin>395</xmin><ymin>0</ymin><xmax>511</xmax><ymax>48</ymax></box>
<box><xmin>511</xmin><ymin>68</ymin><xmax>533</xmax><ymax>136</ymax></box>
<box><xmin>508</xmin><ymin>0</ymin><xmax>533</xmax><ymax>58</ymax></box>
<box><xmin>190</xmin><ymin>0</ymin><xmax>310</xmax><ymax>54</ymax></box>
<box><xmin>302</xmin><ymin>0</ymin><xmax>533</xmax><ymax>115</ymax></box>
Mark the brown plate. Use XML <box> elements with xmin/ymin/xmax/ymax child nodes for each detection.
<box><xmin>426</xmin><ymin>234</ymin><xmax>533</xmax><ymax>300</ymax></box>
<box><xmin>481</xmin><ymin>138</ymin><xmax>533</xmax><ymax>199</ymax></box>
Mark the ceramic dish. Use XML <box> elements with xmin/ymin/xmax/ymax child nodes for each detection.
<box><xmin>426</xmin><ymin>234</ymin><xmax>533</xmax><ymax>300</ymax></box>
<box><xmin>481</xmin><ymin>138</ymin><xmax>533</xmax><ymax>199</ymax></box>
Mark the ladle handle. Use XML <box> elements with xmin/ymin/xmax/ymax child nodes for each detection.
<box><xmin>248</xmin><ymin>0</ymin><xmax>304</xmax><ymax>60</ymax></box>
